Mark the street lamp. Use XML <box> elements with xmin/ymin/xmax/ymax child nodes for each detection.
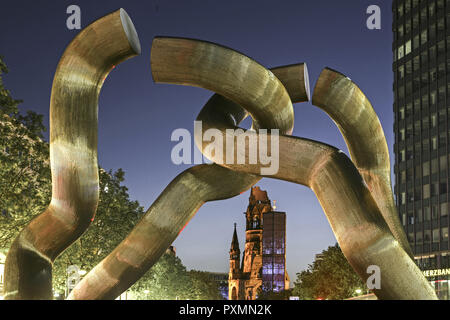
<box><xmin>355</xmin><ymin>289</ymin><xmax>362</xmax><ymax>295</ymax></box>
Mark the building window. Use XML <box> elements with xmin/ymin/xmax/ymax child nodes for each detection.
<box><xmin>438</xmin><ymin>18</ymin><xmax>445</xmax><ymax>33</ymax></box>
<box><xmin>440</xmin><ymin>156</ymin><xmax>447</xmax><ymax>171</ymax></box>
<box><xmin>398</xmin><ymin>65</ymin><xmax>405</xmax><ymax>80</ymax></box>
<box><xmin>398</xmin><ymin>46</ymin><xmax>405</xmax><ymax>60</ymax></box>
<box><xmin>423</xmin><ymin>161</ymin><xmax>430</xmax><ymax>176</ymax></box>
<box><xmin>431</xmin><ymin>91</ymin><xmax>437</xmax><ymax>106</ymax></box>
<box><xmin>431</xmin><ymin>114</ymin><xmax>437</xmax><ymax>128</ymax></box>
<box><xmin>421</xmin><ymin>51</ymin><xmax>428</xmax><ymax>68</ymax></box>
<box><xmin>441</xmin><ymin>203</ymin><xmax>448</xmax><ymax>217</ymax></box>
<box><xmin>432</xmin><ymin>158</ymin><xmax>439</xmax><ymax>174</ymax></box>
<box><xmin>421</xmin><ymin>30</ymin><xmax>428</xmax><ymax>46</ymax></box>
<box><xmin>440</xmin><ymin>182</ymin><xmax>448</xmax><ymax>195</ymax></box>
<box><xmin>438</xmin><ymin>41</ymin><xmax>445</xmax><ymax>57</ymax></box>
<box><xmin>433</xmin><ymin>229</ymin><xmax>440</xmax><ymax>243</ymax></box>
<box><xmin>421</xmin><ymin>7</ymin><xmax>427</xmax><ymax>24</ymax></box>
<box><xmin>417</xmin><ymin>231</ymin><xmax>423</xmax><ymax>244</ymax></box>
<box><xmin>432</xmin><ymin>136</ymin><xmax>438</xmax><ymax>150</ymax></box>
<box><xmin>424</xmin><ymin>184</ymin><xmax>431</xmax><ymax>199</ymax></box>
<box><xmin>405</xmin><ymin>40</ymin><xmax>412</xmax><ymax>55</ymax></box>
<box><xmin>398</xmin><ymin>3</ymin><xmax>404</xmax><ymax>19</ymax></box>
<box><xmin>442</xmin><ymin>227</ymin><xmax>449</xmax><ymax>241</ymax></box>
<box><xmin>432</xmin><ymin>204</ymin><xmax>439</xmax><ymax>219</ymax></box>
<box><xmin>414</xmin><ymin>34</ymin><xmax>420</xmax><ymax>50</ymax></box>
<box><xmin>423</xmin><ymin>116</ymin><xmax>429</xmax><ymax>130</ymax></box>
<box><xmin>417</xmin><ymin>208</ymin><xmax>423</xmax><ymax>223</ymax></box>
<box><xmin>413</xmin><ymin>55</ymin><xmax>420</xmax><ymax>72</ymax></box>
<box><xmin>409</xmin><ymin>232</ymin><xmax>414</xmax><ymax>244</ymax></box>
<box><xmin>425</xmin><ymin>230</ymin><xmax>432</xmax><ymax>243</ymax></box>
<box><xmin>424</xmin><ymin>207</ymin><xmax>431</xmax><ymax>221</ymax></box>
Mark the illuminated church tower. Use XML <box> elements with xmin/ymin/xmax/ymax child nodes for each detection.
<box><xmin>228</xmin><ymin>186</ymin><xmax>288</xmax><ymax>300</ymax></box>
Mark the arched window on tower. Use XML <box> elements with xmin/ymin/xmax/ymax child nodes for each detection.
<box><xmin>252</xmin><ymin>216</ymin><xmax>260</xmax><ymax>229</ymax></box>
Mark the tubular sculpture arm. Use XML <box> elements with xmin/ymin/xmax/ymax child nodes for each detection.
<box><xmin>68</xmin><ymin>38</ymin><xmax>309</xmax><ymax>300</ymax></box>
<box><xmin>4</xmin><ymin>9</ymin><xmax>141</xmax><ymax>300</ymax></box>
<box><xmin>312</xmin><ymin>68</ymin><xmax>412</xmax><ymax>258</ymax></box>
<box><xmin>195</xmin><ymin>97</ymin><xmax>437</xmax><ymax>300</ymax></box>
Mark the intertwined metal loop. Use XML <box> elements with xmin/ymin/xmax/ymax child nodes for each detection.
<box><xmin>4</xmin><ymin>9</ymin><xmax>437</xmax><ymax>300</ymax></box>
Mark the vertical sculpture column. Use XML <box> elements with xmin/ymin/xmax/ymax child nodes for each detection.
<box><xmin>4</xmin><ymin>9</ymin><xmax>141</xmax><ymax>300</ymax></box>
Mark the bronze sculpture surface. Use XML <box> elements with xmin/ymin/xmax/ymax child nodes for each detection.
<box><xmin>4</xmin><ymin>9</ymin><xmax>438</xmax><ymax>300</ymax></box>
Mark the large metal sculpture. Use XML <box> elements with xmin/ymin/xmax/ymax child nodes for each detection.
<box><xmin>4</xmin><ymin>9</ymin><xmax>438</xmax><ymax>300</ymax></box>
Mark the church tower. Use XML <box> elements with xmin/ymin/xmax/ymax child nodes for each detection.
<box><xmin>227</xmin><ymin>186</ymin><xmax>287</xmax><ymax>300</ymax></box>
<box><xmin>228</xmin><ymin>223</ymin><xmax>243</xmax><ymax>300</ymax></box>
<box><xmin>241</xmin><ymin>186</ymin><xmax>272</xmax><ymax>299</ymax></box>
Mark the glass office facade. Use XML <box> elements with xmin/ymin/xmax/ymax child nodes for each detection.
<box><xmin>393</xmin><ymin>0</ymin><xmax>450</xmax><ymax>299</ymax></box>
<box><xmin>262</xmin><ymin>211</ymin><xmax>286</xmax><ymax>292</ymax></box>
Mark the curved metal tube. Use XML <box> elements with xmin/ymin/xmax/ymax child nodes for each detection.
<box><xmin>69</xmin><ymin>37</ymin><xmax>434</xmax><ymax>300</ymax></box>
<box><xmin>4</xmin><ymin>9</ymin><xmax>141</xmax><ymax>300</ymax></box>
<box><xmin>68</xmin><ymin>38</ymin><xmax>308</xmax><ymax>299</ymax></box>
<box><xmin>192</xmin><ymin>79</ymin><xmax>435</xmax><ymax>297</ymax></box>
<box><xmin>196</xmin><ymin>103</ymin><xmax>436</xmax><ymax>300</ymax></box>
<box><xmin>312</xmin><ymin>68</ymin><xmax>412</xmax><ymax>258</ymax></box>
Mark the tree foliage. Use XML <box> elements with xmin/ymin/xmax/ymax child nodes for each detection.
<box><xmin>256</xmin><ymin>288</ymin><xmax>292</xmax><ymax>300</ymax></box>
<box><xmin>292</xmin><ymin>244</ymin><xmax>366</xmax><ymax>300</ymax></box>
<box><xmin>128</xmin><ymin>255</ymin><xmax>222</xmax><ymax>300</ymax></box>
<box><xmin>0</xmin><ymin>56</ymin><xmax>51</xmax><ymax>249</ymax></box>
<box><xmin>187</xmin><ymin>270</ymin><xmax>223</xmax><ymax>300</ymax></box>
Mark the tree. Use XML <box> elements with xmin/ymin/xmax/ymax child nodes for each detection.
<box><xmin>128</xmin><ymin>253</ymin><xmax>194</xmax><ymax>300</ymax></box>
<box><xmin>188</xmin><ymin>270</ymin><xmax>223</xmax><ymax>300</ymax></box>
<box><xmin>0</xmin><ymin>56</ymin><xmax>52</xmax><ymax>249</ymax></box>
<box><xmin>256</xmin><ymin>288</ymin><xmax>292</xmax><ymax>300</ymax></box>
<box><xmin>292</xmin><ymin>244</ymin><xmax>366</xmax><ymax>300</ymax></box>
<box><xmin>127</xmin><ymin>256</ymin><xmax>223</xmax><ymax>300</ymax></box>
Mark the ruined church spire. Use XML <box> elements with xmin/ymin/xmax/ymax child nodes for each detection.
<box><xmin>231</xmin><ymin>223</ymin><xmax>240</xmax><ymax>252</ymax></box>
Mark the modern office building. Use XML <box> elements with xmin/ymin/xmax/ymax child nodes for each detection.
<box><xmin>262</xmin><ymin>211</ymin><xmax>289</xmax><ymax>293</ymax></box>
<box><xmin>393</xmin><ymin>0</ymin><xmax>450</xmax><ymax>299</ymax></box>
<box><xmin>228</xmin><ymin>186</ymin><xmax>288</xmax><ymax>300</ymax></box>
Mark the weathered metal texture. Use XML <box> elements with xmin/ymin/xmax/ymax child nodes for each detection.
<box><xmin>67</xmin><ymin>38</ymin><xmax>309</xmax><ymax>300</ymax></box>
<box><xmin>179</xmin><ymin>45</ymin><xmax>434</xmax><ymax>298</ymax></box>
<box><xmin>196</xmin><ymin>106</ymin><xmax>437</xmax><ymax>299</ymax></box>
<box><xmin>312</xmin><ymin>68</ymin><xmax>412</xmax><ymax>258</ymax></box>
<box><xmin>3</xmin><ymin>9</ymin><xmax>141</xmax><ymax>300</ymax></box>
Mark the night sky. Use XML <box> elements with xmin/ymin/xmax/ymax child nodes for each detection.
<box><xmin>0</xmin><ymin>0</ymin><xmax>394</xmax><ymax>283</ymax></box>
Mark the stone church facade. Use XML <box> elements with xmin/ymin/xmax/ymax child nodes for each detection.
<box><xmin>228</xmin><ymin>186</ymin><xmax>288</xmax><ymax>300</ymax></box>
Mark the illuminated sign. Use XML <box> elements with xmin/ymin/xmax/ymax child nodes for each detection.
<box><xmin>423</xmin><ymin>268</ymin><xmax>450</xmax><ymax>277</ymax></box>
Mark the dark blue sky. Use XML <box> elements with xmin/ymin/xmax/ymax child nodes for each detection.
<box><xmin>0</xmin><ymin>0</ymin><xmax>394</xmax><ymax>282</ymax></box>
